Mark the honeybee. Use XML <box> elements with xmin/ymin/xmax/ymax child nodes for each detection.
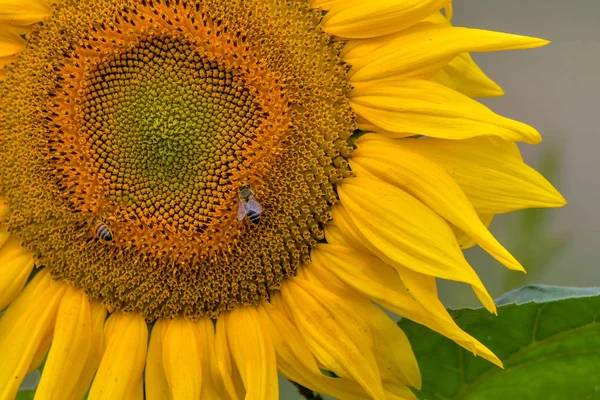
<box><xmin>236</xmin><ymin>184</ymin><xmax>263</xmax><ymax>224</ymax></box>
<box><xmin>94</xmin><ymin>220</ymin><xmax>113</xmax><ymax>242</ymax></box>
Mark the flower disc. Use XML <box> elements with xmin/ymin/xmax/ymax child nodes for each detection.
<box><xmin>0</xmin><ymin>0</ymin><xmax>354</xmax><ymax>319</ymax></box>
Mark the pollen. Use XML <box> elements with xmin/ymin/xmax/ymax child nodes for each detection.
<box><xmin>0</xmin><ymin>0</ymin><xmax>354</xmax><ymax>319</ymax></box>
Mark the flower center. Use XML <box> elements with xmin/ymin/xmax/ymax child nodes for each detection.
<box><xmin>0</xmin><ymin>0</ymin><xmax>354</xmax><ymax>320</ymax></box>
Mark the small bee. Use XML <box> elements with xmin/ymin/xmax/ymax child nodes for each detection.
<box><xmin>94</xmin><ymin>220</ymin><xmax>113</xmax><ymax>242</ymax></box>
<box><xmin>236</xmin><ymin>184</ymin><xmax>263</xmax><ymax>224</ymax></box>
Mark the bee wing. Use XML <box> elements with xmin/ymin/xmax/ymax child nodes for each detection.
<box><xmin>236</xmin><ymin>199</ymin><xmax>248</xmax><ymax>221</ymax></box>
<box><xmin>246</xmin><ymin>196</ymin><xmax>263</xmax><ymax>213</ymax></box>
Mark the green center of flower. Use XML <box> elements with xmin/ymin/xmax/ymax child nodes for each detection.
<box><xmin>0</xmin><ymin>0</ymin><xmax>355</xmax><ymax>320</ymax></box>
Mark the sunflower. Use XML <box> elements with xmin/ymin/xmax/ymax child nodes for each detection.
<box><xmin>0</xmin><ymin>0</ymin><xmax>565</xmax><ymax>399</ymax></box>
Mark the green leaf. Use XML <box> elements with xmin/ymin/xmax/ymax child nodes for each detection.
<box><xmin>16</xmin><ymin>391</ymin><xmax>35</xmax><ymax>400</ymax></box>
<box><xmin>400</xmin><ymin>285</ymin><xmax>600</xmax><ymax>400</ymax></box>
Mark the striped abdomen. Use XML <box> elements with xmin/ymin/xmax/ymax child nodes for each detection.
<box><xmin>95</xmin><ymin>222</ymin><xmax>113</xmax><ymax>241</ymax></box>
<box><xmin>247</xmin><ymin>210</ymin><xmax>261</xmax><ymax>224</ymax></box>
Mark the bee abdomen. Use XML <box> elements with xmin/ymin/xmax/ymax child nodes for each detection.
<box><xmin>247</xmin><ymin>210</ymin><xmax>260</xmax><ymax>224</ymax></box>
<box><xmin>95</xmin><ymin>223</ymin><xmax>113</xmax><ymax>241</ymax></box>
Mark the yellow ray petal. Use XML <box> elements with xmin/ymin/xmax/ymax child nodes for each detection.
<box><xmin>312</xmin><ymin>243</ymin><xmax>501</xmax><ymax>366</ymax></box>
<box><xmin>443</xmin><ymin>0</ymin><xmax>453</xmax><ymax>20</ymax></box>
<box><xmin>215</xmin><ymin>317</ymin><xmax>245</xmax><ymax>400</ymax></box>
<box><xmin>432</xmin><ymin>52</ymin><xmax>504</xmax><ymax>97</ymax></box>
<box><xmin>455</xmin><ymin>214</ymin><xmax>495</xmax><ymax>250</ymax></box>
<box><xmin>356</xmin><ymin>116</ymin><xmax>415</xmax><ymax>137</ymax></box>
<box><xmin>28</xmin><ymin>328</ymin><xmax>53</xmax><ymax>373</ymax></box>
<box><xmin>0</xmin><ymin>28</ymin><xmax>24</xmax><ymax>58</ymax></box>
<box><xmin>317</xmin><ymin>0</ymin><xmax>446</xmax><ymax>39</ymax></box>
<box><xmin>349</xmin><ymin>79</ymin><xmax>541</xmax><ymax>144</ymax></box>
<box><xmin>225</xmin><ymin>307</ymin><xmax>278</xmax><ymax>400</ymax></box>
<box><xmin>258</xmin><ymin>302</ymin><xmax>322</xmax><ymax>376</ymax></box>
<box><xmin>132</xmin><ymin>380</ymin><xmax>144</xmax><ymax>400</ymax></box>
<box><xmin>352</xmin><ymin>135</ymin><xmax>524</xmax><ymax>272</ymax></box>
<box><xmin>397</xmin><ymin>136</ymin><xmax>566</xmax><ymax>213</ymax></box>
<box><xmin>0</xmin><ymin>269</ymin><xmax>51</xmax><ymax>339</ymax></box>
<box><xmin>35</xmin><ymin>288</ymin><xmax>92</xmax><ymax>400</ymax></box>
<box><xmin>399</xmin><ymin>267</ymin><xmax>502</xmax><ymax>366</ymax></box>
<box><xmin>337</xmin><ymin>177</ymin><xmax>495</xmax><ymax>312</ymax></box>
<box><xmin>348</xmin><ymin>26</ymin><xmax>547</xmax><ymax>82</ymax></box>
<box><xmin>259</xmin><ymin>301</ymin><xmax>415</xmax><ymax>400</ymax></box>
<box><xmin>281</xmin><ymin>277</ymin><xmax>386</xmax><ymax>400</ymax></box>
<box><xmin>304</xmin><ymin>265</ymin><xmax>421</xmax><ymax>389</ymax></box>
<box><xmin>0</xmin><ymin>54</ymin><xmax>16</xmax><ymax>69</ymax></box>
<box><xmin>341</xmin><ymin>13</ymin><xmax>449</xmax><ymax>69</ymax></box>
<box><xmin>197</xmin><ymin>317</ymin><xmax>227</xmax><ymax>400</ymax></box>
<box><xmin>383</xmin><ymin>380</ymin><xmax>419</xmax><ymax>400</ymax></box>
<box><xmin>162</xmin><ymin>318</ymin><xmax>203</xmax><ymax>399</ymax></box>
<box><xmin>145</xmin><ymin>320</ymin><xmax>171</xmax><ymax>400</ymax></box>
<box><xmin>325</xmin><ymin>224</ymin><xmax>367</xmax><ymax>255</ymax></box>
<box><xmin>0</xmin><ymin>275</ymin><xmax>65</xmax><ymax>400</ymax></box>
<box><xmin>0</xmin><ymin>240</ymin><xmax>35</xmax><ymax>310</ymax></box>
<box><xmin>88</xmin><ymin>312</ymin><xmax>148</xmax><ymax>400</ymax></box>
<box><xmin>0</xmin><ymin>0</ymin><xmax>51</xmax><ymax>26</ymax></box>
<box><xmin>0</xmin><ymin>231</ymin><xmax>9</xmax><ymax>249</ymax></box>
<box><xmin>0</xmin><ymin>198</ymin><xmax>8</xmax><ymax>215</ymax></box>
<box><xmin>67</xmin><ymin>301</ymin><xmax>107</xmax><ymax>400</ymax></box>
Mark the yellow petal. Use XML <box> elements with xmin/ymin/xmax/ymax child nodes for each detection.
<box><xmin>312</xmin><ymin>243</ymin><xmax>501</xmax><ymax>366</ymax></box>
<box><xmin>318</xmin><ymin>0</ymin><xmax>446</xmax><ymax>39</ymax></box>
<box><xmin>336</xmin><ymin>177</ymin><xmax>495</xmax><ymax>312</ymax></box>
<box><xmin>67</xmin><ymin>301</ymin><xmax>107</xmax><ymax>400</ymax></box>
<box><xmin>0</xmin><ymin>269</ymin><xmax>50</xmax><ymax>338</ymax></box>
<box><xmin>432</xmin><ymin>52</ymin><xmax>504</xmax><ymax>97</ymax></box>
<box><xmin>145</xmin><ymin>320</ymin><xmax>171</xmax><ymax>400</ymax></box>
<box><xmin>443</xmin><ymin>0</ymin><xmax>453</xmax><ymax>20</ymax></box>
<box><xmin>352</xmin><ymin>135</ymin><xmax>524</xmax><ymax>272</ymax></box>
<box><xmin>0</xmin><ymin>54</ymin><xmax>16</xmax><ymax>69</ymax></box>
<box><xmin>304</xmin><ymin>264</ymin><xmax>421</xmax><ymax>389</ymax></box>
<box><xmin>269</xmin><ymin>291</ymin><xmax>295</xmax><ymax>323</ymax></box>
<box><xmin>349</xmin><ymin>79</ymin><xmax>541</xmax><ymax>144</ymax></box>
<box><xmin>0</xmin><ymin>0</ymin><xmax>51</xmax><ymax>26</ymax></box>
<box><xmin>88</xmin><ymin>312</ymin><xmax>148</xmax><ymax>400</ymax></box>
<box><xmin>162</xmin><ymin>318</ymin><xmax>203</xmax><ymax>399</ymax></box>
<box><xmin>258</xmin><ymin>302</ymin><xmax>322</xmax><ymax>376</ymax></box>
<box><xmin>197</xmin><ymin>318</ymin><xmax>227</xmax><ymax>400</ymax></box>
<box><xmin>215</xmin><ymin>317</ymin><xmax>245</xmax><ymax>400</ymax></box>
<box><xmin>35</xmin><ymin>288</ymin><xmax>92</xmax><ymax>400</ymax></box>
<box><xmin>356</xmin><ymin>116</ymin><xmax>415</xmax><ymax>137</ymax></box>
<box><xmin>132</xmin><ymin>380</ymin><xmax>144</xmax><ymax>400</ymax></box>
<box><xmin>0</xmin><ymin>240</ymin><xmax>35</xmax><ymax>310</ymax></box>
<box><xmin>398</xmin><ymin>136</ymin><xmax>567</xmax><ymax>213</ymax></box>
<box><xmin>259</xmin><ymin>301</ymin><xmax>412</xmax><ymax>400</ymax></box>
<box><xmin>348</xmin><ymin>26</ymin><xmax>547</xmax><ymax>82</ymax></box>
<box><xmin>0</xmin><ymin>275</ymin><xmax>65</xmax><ymax>400</ymax></box>
<box><xmin>28</xmin><ymin>328</ymin><xmax>53</xmax><ymax>373</ymax></box>
<box><xmin>0</xmin><ymin>197</ymin><xmax>8</xmax><ymax>214</ymax></box>
<box><xmin>225</xmin><ymin>307</ymin><xmax>278</xmax><ymax>400</ymax></box>
<box><xmin>0</xmin><ymin>28</ymin><xmax>24</xmax><ymax>57</ymax></box>
<box><xmin>281</xmin><ymin>277</ymin><xmax>386</xmax><ymax>400</ymax></box>
<box><xmin>455</xmin><ymin>214</ymin><xmax>495</xmax><ymax>250</ymax></box>
<box><xmin>384</xmin><ymin>380</ymin><xmax>419</xmax><ymax>400</ymax></box>
<box><xmin>341</xmin><ymin>12</ymin><xmax>448</xmax><ymax>63</ymax></box>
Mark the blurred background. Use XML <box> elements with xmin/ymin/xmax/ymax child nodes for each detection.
<box><xmin>284</xmin><ymin>0</ymin><xmax>600</xmax><ymax>398</ymax></box>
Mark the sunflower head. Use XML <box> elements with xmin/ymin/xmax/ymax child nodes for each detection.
<box><xmin>1</xmin><ymin>0</ymin><xmax>355</xmax><ymax>320</ymax></box>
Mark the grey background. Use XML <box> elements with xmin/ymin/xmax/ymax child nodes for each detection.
<box><xmin>283</xmin><ymin>0</ymin><xmax>600</xmax><ymax>398</ymax></box>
